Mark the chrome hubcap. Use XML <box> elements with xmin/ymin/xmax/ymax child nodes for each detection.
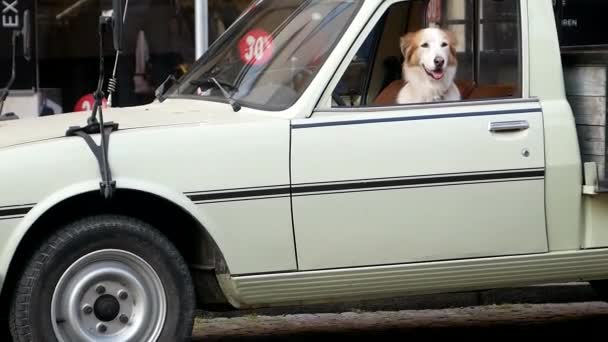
<box><xmin>51</xmin><ymin>249</ymin><xmax>167</xmax><ymax>342</ymax></box>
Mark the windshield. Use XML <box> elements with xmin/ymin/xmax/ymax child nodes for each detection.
<box><xmin>168</xmin><ymin>0</ymin><xmax>362</xmax><ymax>111</ymax></box>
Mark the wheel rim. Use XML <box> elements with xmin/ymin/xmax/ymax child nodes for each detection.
<box><xmin>51</xmin><ymin>249</ymin><xmax>167</xmax><ymax>342</ymax></box>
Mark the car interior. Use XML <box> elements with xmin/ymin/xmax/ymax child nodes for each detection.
<box><xmin>332</xmin><ymin>0</ymin><xmax>521</xmax><ymax>108</ymax></box>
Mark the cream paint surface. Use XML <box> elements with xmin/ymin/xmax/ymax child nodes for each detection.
<box><xmin>104</xmin><ymin>119</ymin><xmax>295</xmax><ymax>274</ymax></box>
<box><xmin>292</xmin><ymin>100</ymin><xmax>547</xmax><ymax>270</ymax></box>
<box><xmin>229</xmin><ymin>247</ymin><xmax>608</xmax><ymax>307</ymax></box>
<box><xmin>293</xmin><ymin>108</ymin><xmax>544</xmax><ymax>183</ymax></box>
<box><xmin>198</xmin><ymin>198</ymin><xmax>297</xmax><ymax>275</ymax></box>
<box><xmin>0</xmin><ymin>218</ymin><xmax>22</xmax><ymax>276</ymax></box>
<box><xmin>293</xmin><ymin>179</ymin><xmax>546</xmax><ymax>270</ymax></box>
<box><xmin>0</xmin><ymin>218</ymin><xmax>22</xmax><ymax>295</ymax></box>
<box><xmin>0</xmin><ymin>116</ymin><xmax>295</xmax><ymax>276</ymax></box>
<box><xmin>528</xmin><ymin>0</ymin><xmax>583</xmax><ymax>251</ymax></box>
<box><xmin>0</xmin><ymin>98</ymin><xmax>278</xmax><ymax>149</ymax></box>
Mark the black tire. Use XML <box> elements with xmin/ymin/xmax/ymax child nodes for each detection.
<box><xmin>9</xmin><ymin>214</ymin><xmax>195</xmax><ymax>342</ymax></box>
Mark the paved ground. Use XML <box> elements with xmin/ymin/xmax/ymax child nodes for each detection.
<box><xmin>192</xmin><ymin>301</ymin><xmax>608</xmax><ymax>340</ymax></box>
<box><xmin>0</xmin><ymin>283</ymin><xmax>603</xmax><ymax>340</ymax></box>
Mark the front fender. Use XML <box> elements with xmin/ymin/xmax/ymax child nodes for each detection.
<box><xmin>0</xmin><ymin>177</ymin><xmax>222</xmax><ymax>294</ymax></box>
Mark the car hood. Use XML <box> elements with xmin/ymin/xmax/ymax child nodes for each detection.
<box><xmin>0</xmin><ymin>99</ymin><xmax>279</xmax><ymax>149</ymax></box>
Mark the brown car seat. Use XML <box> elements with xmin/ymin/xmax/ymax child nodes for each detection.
<box><xmin>467</xmin><ymin>84</ymin><xmax>516</xmax><ymax>100</ymax></box>
<box><xmin>373</xmin><ymin>79</ymin><xmax>477</xmax><ymax>105</ymax></box>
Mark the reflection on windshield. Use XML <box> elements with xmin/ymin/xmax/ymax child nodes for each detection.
<box><xmin>170</xmin><ymin>0</ymin><xmax>362</xmax><ymax>111</ymax></box>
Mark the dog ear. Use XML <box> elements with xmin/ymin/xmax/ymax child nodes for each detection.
<box><xmin>445</xmin><ymin>29</ymin><xmax>458</xmax><ymax>62</ymax></box>
<box><xmin>446</xmin><ymin>30</ymin><xmax>458</xmax><ymax>47</ymax></box>
<box><xmin>400</xmin><ymin>33</ymin><xmax>415</xmax><ymax>57</ymax></box>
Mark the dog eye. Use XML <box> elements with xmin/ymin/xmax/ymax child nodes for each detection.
<box><xmin>421</xmin><ymin>43</ymin><xmax>429</xmax><ymax>48</ymax></box>
<box><xmin>441</xmin><ymin>42</ymin><xmax>448</xmax><ymax>47</ymax></box>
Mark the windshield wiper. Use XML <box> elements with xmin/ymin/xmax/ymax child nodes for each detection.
<box><xmin>155</xmin><ymin>74</ymin><xmax>180</xmax><ymax>103</ymax></box>
<box><xmin>190</xmin><ymin>77</ymin><xmax>241</xmax><ymax>112</ymax></box>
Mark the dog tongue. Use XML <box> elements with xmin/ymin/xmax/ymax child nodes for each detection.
<box><xmin>431</xmin><ymin>70</ymin><xmax>444</xmax><ymax>80</ymax></box>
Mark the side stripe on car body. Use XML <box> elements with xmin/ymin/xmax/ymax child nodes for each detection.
<box><xmin>185</xmin><ymin>185</ymin><xmax>291</xmax><ymax>204</ymax></box>
<box><xmin>0</xmin><ymin>204</ymin><xmax>34</xmax><ymax>220</ymax></box>
<box><xmin>290</xmin><ymin>168</ymin><xmax>544</xmax><ymax>197</ymax></box>
<box><xmin>291</xmin><ymin>107</ymin><xmax>542</xmax><ymax>129</ymax></box>
<box><xmin>186</xmin><ymin>168</ymin><xmax>544</xmax><ymax>204</ymax></box>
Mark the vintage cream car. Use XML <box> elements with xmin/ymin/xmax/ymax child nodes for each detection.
<box><xmin>2</xmin><ymin>0</ymin><xmax>608</xmax><ymax>341</ymax></box>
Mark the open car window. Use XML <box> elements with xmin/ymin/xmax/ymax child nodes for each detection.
<box><xmin>330</xmin><ymin>0</ymin><xmax>522</xmax><ymax>108</ymax></box>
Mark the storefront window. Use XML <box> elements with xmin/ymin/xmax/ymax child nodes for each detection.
<box><xmin>33</xmin><ymin>0</ymin><xmax>253</xmax><ymax>114</ymax></box>
<box><xmin>2</xmin><ymin>0</ymin><xmax>258</xmax><ymax>116</ymax></box>
<box><xmin>36</xmin><ymin>0</ymin><xmax>109</xmax><ymax>114</ymax></box>
<box><xmin>0</xmin><ymin>0</ymin><xmax>36</xmax><ymax>92</ymax></box>
<box><xmin>208</xmin><ymin>0</ymin><xmax>250</xmax><ymax>44</ymax></box>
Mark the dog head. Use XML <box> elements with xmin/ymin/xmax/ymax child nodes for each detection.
<box><xmin>400</xmin><ymin>28</ymin><xmax>458</xmax><ymax>82</ymax></box>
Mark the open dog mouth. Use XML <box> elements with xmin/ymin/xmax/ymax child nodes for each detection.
<box><xmin>424</xmin><ymin>66</ymin><xmax>445</xmax><ymax>80</ymax></box>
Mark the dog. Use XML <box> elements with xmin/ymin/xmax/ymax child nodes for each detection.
<box><xmin>396</xmin><ymin>27</ymin><xmax>460</xmax><ymax>104</ymax></box>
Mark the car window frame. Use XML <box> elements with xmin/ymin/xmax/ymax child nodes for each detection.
<box><xmin>313</xmin><ymin>0</ymin><xmax>530</xmax><ymax>116</ymax></box>
<box><xmin>332</xmin><ymin>13</ymin><xmax>387</xmax><ymax>107</ymax></box>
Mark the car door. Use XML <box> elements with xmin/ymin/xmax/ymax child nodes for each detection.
<box><xmin>289</xmin><ymin>0</ymin><xmax>547</xmax><ymax>271</ymax></box>
<box><xmin>290</xmin><ymin>100</ymin><xmax>547</xmax><ymax>271</ymax></box>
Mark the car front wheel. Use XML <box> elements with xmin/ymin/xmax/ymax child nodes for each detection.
<box><xmin>9</xmin><ymin>214</ymin><xmax>195</xmax><ymax>342</ymax></box>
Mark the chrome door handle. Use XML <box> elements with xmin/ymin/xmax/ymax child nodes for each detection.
<box><xmin>489</xmin><ymin>120</ymin><xmax>529</xmax><ymax>132</ymax></box>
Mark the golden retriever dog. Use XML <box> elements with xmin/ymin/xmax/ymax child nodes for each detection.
<box><xmin>396</xmin><ymin>27</ymin><xmax>461</xmax><ymax>104</ymax></box>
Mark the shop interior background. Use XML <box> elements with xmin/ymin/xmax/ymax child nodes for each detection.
<box><xmin>0</xmin><ymin>0</ymin><xmax>250</xmax><ymax>117</ymax></box>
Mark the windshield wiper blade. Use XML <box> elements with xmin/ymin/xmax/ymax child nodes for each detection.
<box><xmin>191</xmin><ymin>77</ymin><xmax>241</xmax><ymax>112</ymax></box>
<box><xmin>156</xmin><ymin>74</ymin><xmax>180</xmax><ymax>103</ymax></box>
<box><xmin>191</xmin><ymin>77</ymin><xmax>237</xmax><ymax>91</ymax></box>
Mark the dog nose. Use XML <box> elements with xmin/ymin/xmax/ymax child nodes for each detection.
<box><xmin>434</xmin><ymin>57</ymin><xmax>445</xmax><ymax>68</ymax></box>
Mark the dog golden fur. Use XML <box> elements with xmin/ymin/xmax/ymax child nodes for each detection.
<box><xmin>396</xmin><ymin>27</ymin><xmax>461</xmax><ymax>104</ymax></box>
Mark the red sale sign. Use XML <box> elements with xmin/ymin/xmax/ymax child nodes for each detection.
<box><xmin>74</xmin><ymin>94</ymin><xmax>107</xmax><ymax>112</ymax></box>
<box><xmin>238</xmin><ymin>29</ymin><xmax>274</xmax><ymax>65</ymax></box>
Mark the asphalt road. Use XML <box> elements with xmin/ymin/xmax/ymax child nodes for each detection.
<box><xmin>0</xmin><ymin>283</ymin><xmax>602</xmax><ymax>340</ymax></box>
<box><xmin>192</xmin><ymin>302</ymin><xmax>608</xmax><ymax>340</ymax></box>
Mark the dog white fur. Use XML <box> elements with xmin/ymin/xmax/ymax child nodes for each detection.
<box><xmin>396</xmin><ymin>28</ymin><xmax>460</xmax><ymax>104</ymax></box>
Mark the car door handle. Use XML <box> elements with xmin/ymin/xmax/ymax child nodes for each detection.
<box><xmin>489</xmin><ymin>120</ymin><xmax>529</xmax><ymax>132</ymax></box>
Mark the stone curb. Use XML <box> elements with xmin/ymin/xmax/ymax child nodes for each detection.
<box><xmin>198</xmin><ymin>282</ymin><xmax>599</xmax><ymax>318</ymax></box>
